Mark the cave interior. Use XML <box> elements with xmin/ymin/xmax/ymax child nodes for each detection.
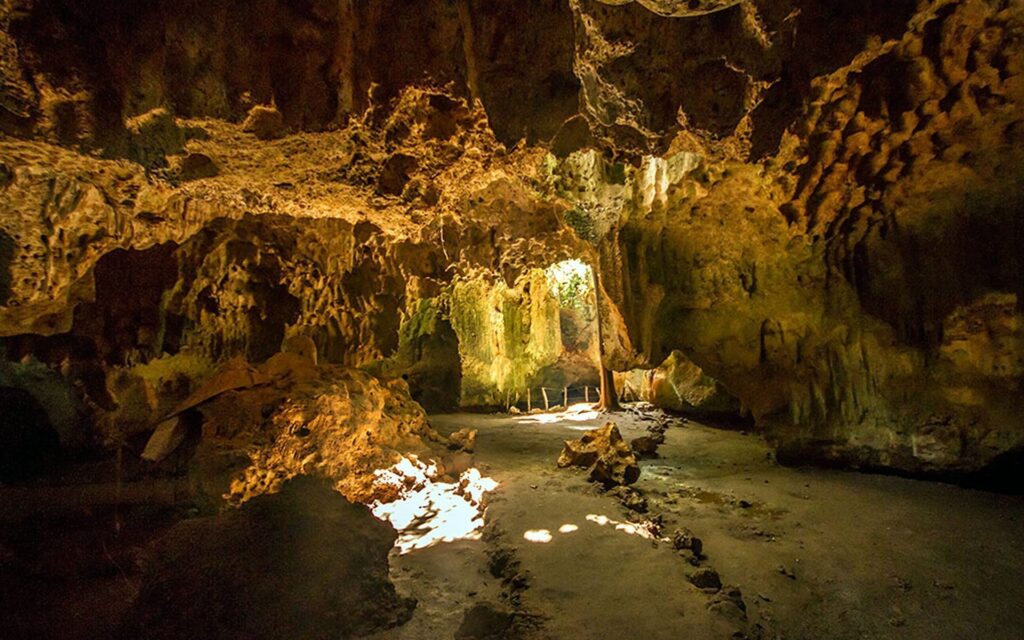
<box><xmin>1</xmin><ymin>1</ymin><xmax>1023</xmax><ymax>638</ymax></box>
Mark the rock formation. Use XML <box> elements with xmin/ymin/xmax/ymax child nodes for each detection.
<box><xmin>557</xmin><ymin>421</ymin><xmax>641</xmax><ymax>486</ymax></box>
<box><xmin>618</xmin><ymin>350</ymin><xmax>743</xmax><ymax>418</ymax></box>
<box><xmin>119</xmin><ymin>476</ymin><xmax>416</xmax><ymax>640</ymax></box>
<box><xmin>0</xmin><ymin>0</ymin><xmax>1021</xmax><ymax>482</ymax></box>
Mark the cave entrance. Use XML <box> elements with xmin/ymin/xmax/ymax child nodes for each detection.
<box><xmin>525</xmin><ymin>259</ymin><xmax>602</xmax><ymax>410</ymax></box>
<box><xmin>446</xmin><ymin>259</ymin><xmax>602</xmax><ymax>412</ymax></box>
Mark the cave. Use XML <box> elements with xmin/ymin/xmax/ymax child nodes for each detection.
<box><xmin>1</xmin><ymin>1</ymin><xmax>1023</xmax><ymax>638</ymax></box>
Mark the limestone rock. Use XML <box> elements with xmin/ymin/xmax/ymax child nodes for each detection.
<box><xmin>449</xmin><ymin>428</ymin><xmax>478</xmax><ymax>453</ymax></box>
<box><xmin>140</xmin><ymin>416</ymin><xmax>188</xmax><ymax>463</ymax></box>
<box><xmin>672</xmin><ymin>528</ymin><xmax>704</xmax><ymax>557</ymax></box>
<box><xmin>609</xmin><ymin>485</ymin><xmax>648</xmax><ymax>512</ymax></box>
<box><xmin>242</xmin><ymin>105</ymin><xmax>286</xmax><ymax>140</ymax></box>
<box><xmin>557</xmin><ymin>422</ymin><xmax>640</xmax><ymax>487</ymax></box>
<box><xmin>688</xmin><ymin>567</ymin><xmax>722</xmax><ymax>591</ymax></box>
<box><xmin>377</xmin><ymin>152</ymin><xmax>418</xmax><ymax>196</ymax></box>
<box><xmin>126</xmin><ymin>107</ymin><xmax>185</xmax><ymax>168</ymax></box>
<box><xmin>176</xmin><ymin>152</ymin><xmax>218</xmax><ymax>181</ymax></box>
<box><xmin>630</xmin><ymin>435</ymin><xmax>660</xmax><ymax>458</ymax></box>
<box><xmin>281</xmin><ymin>334</ymin><xmax>318</xmax><ymax>365</ymax></box>
<box><xmin>620</xmin><ymin>350</ymin><xmax>742</xmax><ymax>418</ymax></box>
<box><xmin>119</xmin><ymin>476</ymin><xmax>415</xmax><ymax>640</ymax></box>
<box><xmin>217</xmin><ymin>359</ymin><xmax>445</xmax><ymax>505</ymax></box>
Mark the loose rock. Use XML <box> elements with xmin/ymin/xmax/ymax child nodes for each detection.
<box><xmin>688</xmin><ymin>567</ymin><xmax>722</xmax><ymax>591</ymax></box>
<box><xmin>672</xmin><ymin>528</ymin><xmax>704</xmax><ymax>557</ymax></box>
<box><xmin>557</xmin><ymin>422</ymin><xmax>640</xmax><ymax>487</ymax></box>
<box><xmin>630</xmin><ymin>435</ymin><xmax>660</xmax><ymax>458</ymax></box>
<box><xmin>242</xmin><ymin>105</ymin><xmax>286</xmax><ymax>140</ymax></box>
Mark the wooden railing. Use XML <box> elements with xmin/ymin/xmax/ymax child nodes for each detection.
<box><xmin>505</xmin><ymin>384</ymin><xmax>599</xmax><ymax>412</ymax></box>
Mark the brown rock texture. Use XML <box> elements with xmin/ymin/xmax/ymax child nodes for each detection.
<box><xmin>1</xmin><ymin>0</ymin><xmax>1022</xmax><ymax>480</ymax></box>
<box><xmin>618</xmin><ymin>350</ymin><xmax>742</xmax><ymax>417</ymax></box>
<box><xmin>215</xmin><ymin>354</ymin><xmax>446</xmax><ymax>505</ymax></box>
<box><xmin>119</xmin><ymin>476</ymin><xmax>415</xmax><ymax>640</ymax></box>
<box><xmin>557</xmin><ymin>421</ymin><xmax>640</xmax><ymax>486</ymax></box>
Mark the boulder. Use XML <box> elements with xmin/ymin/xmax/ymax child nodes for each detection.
<box><xmin>120</xmin><ymin>477</ymin><xmax>415</xmax><ymax>640</ymax></box>
<box><xmin>557</xmin><ymin>422</ymin><xmax>640</xmax><ymax>487</ymax></box>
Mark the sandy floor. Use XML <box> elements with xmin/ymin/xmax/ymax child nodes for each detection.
<box><xmin>374</xmin><ymin>408</ymin><xmax>1024</xmax><ymax>640</ymax></box>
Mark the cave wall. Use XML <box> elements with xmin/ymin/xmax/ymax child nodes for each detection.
<box><xmin>549</xmin><ymin>0</ymin><xmax>1024</xmax><ymax>475</ymax></box>
<box><xmin>617</xmin><ymin>350</ymin><xmax>742</xmax><ymax>418</ymax></box>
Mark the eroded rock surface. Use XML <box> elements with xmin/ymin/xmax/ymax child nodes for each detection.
<box><xmin>557</xmin><ymin>421</ymin><xmax>640</xmax><ymax>486</ymax></box>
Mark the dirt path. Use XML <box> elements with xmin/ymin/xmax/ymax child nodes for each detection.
<box><xmin>374</xmin><ymin>409</ymin><xmax>1024</xmax><ymax>640</ymax></box>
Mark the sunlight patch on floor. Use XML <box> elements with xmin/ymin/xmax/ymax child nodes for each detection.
<box><xmin>523</xmin><ymin>524</ymin><xmax>578</xmax><ymax>542</ymax></box>
<box><xmin>370</xmin><ymin>456</ymin><xmax>498</xmax><ymax>554</ymax></box>
<box><xmin>586</xmin><ymin>513</ymin><xmax>659</xmax><ymax>540</ymax></box>
<box><xmin>522</xmin><ymin>514</ymin><xmax>659</xmax><ymax>545</ymax></box>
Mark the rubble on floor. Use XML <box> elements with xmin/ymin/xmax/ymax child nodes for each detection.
<box><xmin>556</xmin><ymin>421</ymin><xmax>640</xmax><ymax>487</ymax></box>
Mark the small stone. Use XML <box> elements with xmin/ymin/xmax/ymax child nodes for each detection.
<box><xmin>178</xmin><ymin>152</ymin><xmax>218</xmax><ymax>180</ymax></box>
<box><xmin>672</xmin><ymin>528</ymin><xmax>704</xmax><ymax>557</ymax></box>
<box><xmin>630</xmin><ymin>435</ymin><xmax>660</xmax><ymax>458</ymax></box>
<box><xmin>677</xmin><ymin>549</ymin><xmax>700</xmax><ymax>566</ymax></box>
<box><xmin>242</xmin><ymin>105</ymin><xmax>286</xmax><ymax>140</ymax></box>
<box><xmin>610</xmin><ymin>486</ymin><xmax>648</xmax><ymax>513</ymax></box>
<box><xmin>777</xmin><ymin>565</ymin><xmax>796</xmax><ymax>580</ymax></box>
<box><xmin>448</xmin><ymin>428</ymin><xmax>477</xmax><ymax>452</ymax></box>
<box><xmin>688</xmin><ymin>567</ymin><xmax>722</xmax><ymax>591</ymax></box>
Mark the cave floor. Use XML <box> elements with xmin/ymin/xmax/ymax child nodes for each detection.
<box><xmin>377</xmin><ymin>409</ymin><xmax>1024</xmax><ymax>640</ymax></box>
